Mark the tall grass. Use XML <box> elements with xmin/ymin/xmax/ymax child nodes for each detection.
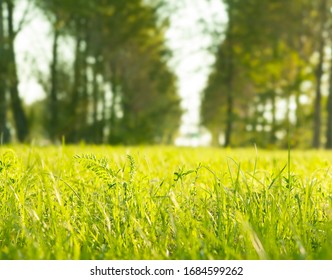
<box><xmin>0</xmin><ymin>146</ymin><xmax>331</xmax><ymax>259</ymax></box>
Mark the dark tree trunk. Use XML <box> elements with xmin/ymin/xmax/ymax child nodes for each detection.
<box><xmin>101</xmin><ymin>85</ymin><xmax>107</xmax><ymax>143</ymax></box>
<box><xmin>224</xmin><ymin>12</ymin><xmax>234</xmax><ymax>148</ymax></box>
<box><xmin>68</xmin><ymin>30</ymin><xmax>83</xmax><ymax>143</ymax></box>
<box><xmin>326</xmin><ymin>47</ymin><xmax>332</xmax><ymax>148</ymax></box>
<box><xmin>92</xmin><ymin>56</ymin><xmax>100</xmax><ymax>143</ymax></box>
<box><xmin>251</xmin><ymin>98</ymin><xmax>259</xmax><ymax>143</ymax></box>
<box><xmin>109</xmin><ymin>82</ymin><xmax>119</xmax><ymax>143</ymax></box>
<box><xmin>109</xmin><ymin>62</ymin><xmax>120</xmax><ymax>144</ymax></box>
<box><xmin>295</xmin><ymin>89</ymin><xmax>302</xmax><ymax>129</ymax></box>
<box><xmin>270</xmin><ymin>91</ymin><xmax>277</xmax><ymax>144</ymax></box>
<box><xmin>6</xmin><ymin>0</ymin><xmax>29</xmax><ymax>142</ymax></box>
<box><xmin>80</xmin><ymin>25</ymin><xmax>89</xmax><ymax>142</ymax></box>
<box><xmin>49</xmin><ymin>22</ymin><xmax>60</xmax><ymax>142</ymax></box>
<box><xmin>312</xmin><ymin>0</ymin><xmax>327</xmax><ymax>149</ymax></box>
<box><xmin>0</xmin><ymin>1</ymin><xmax>6</xmax><ymax>135</ymax></box>
<box><xmin>312</xmin><ymin>36</ymin><xmax>324</xmax><ymax>148</ymax></box>
<box><xmin>0</xmin><ymin>0</ymin><xmax>9</xmax><ymax>143</ymax></box>
<box><xmin>224</xmin><ymin>80</ymin><xmax>233</xmax><ymax>147</ymax></box>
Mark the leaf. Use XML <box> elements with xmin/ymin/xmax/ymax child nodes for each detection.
<box><xmin>74</xmin><ymin>154</ymin><xmax>117</xmax><ymax>187</ymax></box>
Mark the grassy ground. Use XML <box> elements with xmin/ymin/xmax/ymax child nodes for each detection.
<box><xmin>0</xmin><ymin>145</ymin><xmax>331</xmax><ymax>259</ymax></box>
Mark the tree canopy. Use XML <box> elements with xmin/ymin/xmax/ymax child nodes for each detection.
<box><xmin>201</xmin><ymin>0</ymin><xmax>332</xmax><ymax>148</ymax></box>
<box><xmin>3</xmin><ymin>0</ymin><xmax>332</xmax><ymax>148</ymax></box>
<box><xmin>0</xmin><ymin>0</ymin><xmax>181</xmax><ymax>144</ymax></box>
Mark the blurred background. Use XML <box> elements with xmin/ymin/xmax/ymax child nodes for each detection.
<box><xmin>0</xmin><ymin>0</ymin><xmax>331</xmax><ymax>148</ymax></box>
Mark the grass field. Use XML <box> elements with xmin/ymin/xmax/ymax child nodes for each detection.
<box><xmin>0</xmin><ymin>145</ymin><xmax>332</xmax><ymax>260</ymax></box>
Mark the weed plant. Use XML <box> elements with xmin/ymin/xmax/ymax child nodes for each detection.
<box><xmin>0</xmin><ymin>146</ymin><xmax>331</xmax><ymax>259</ymax></box>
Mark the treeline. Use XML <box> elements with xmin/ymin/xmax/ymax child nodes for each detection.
<box><xmin>0</xmin><ymin>0</ymin><xmax>181</xmax><ymax>145</ymax></box>
<box><xmin>5</xmin><ymin>0</ymin><xmax>331</xmax><ymax>148</ymax></box>
<box><xmin>201</xmin><ymin>0</ymin><xmax>332</xmax><ymax>148</ymax></box>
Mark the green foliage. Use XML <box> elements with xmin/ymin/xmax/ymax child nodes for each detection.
<box><xmin>201</xmin><ymin>0</ymin><xmax>319</xmax><ymax>148</ymax></box>
<box><xmin>126</xmin><ymin>154</ymin><xmax>136</xmax><ymax>185</ymax></box>
<box><xmin>30</xmin><ymin>0</ymin><xmax>181</xmax><ymax>145</ymax></box>
<box><xmin>0</xmin><ymin>146</ymin><xmax>332</xmax><ymax>260</ymax></box>
<box><xmin>74</xmin><ymin>153</ymin><xmax>137</xmax><ymax>189</ymax></box>
<box><xmin>74</xmin><ymin>154</ymin><xmax>118</xmax><ymax>188</ymax></box>
<box><xmin>0</xmin><ymin>149</ymin><xmax>19</xmax><ymax>177</ymax></box>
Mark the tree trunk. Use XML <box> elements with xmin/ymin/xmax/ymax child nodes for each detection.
<box><xmin>270</xmin><ymin>91</ymin><xmax>277</xmax><ymax>144</ymax></box>
<box><xmin>109</xmin><ymin>62</ymin><xmax>120</xmax><ymax>144</ymax></box>
<box><xmin>0</xmin><ymin>0</ymin><xmax>10</xmax><ymax>143</ymax></box>
<box><xmin>295</xmin><ymin>89</ymin><xmax>301</xmax><ymax>129</ymax></box>
<box><xmin>312</xmin><ymin>35</ymin><xmax>324</xmax><ymax>148</ymax></box>
<box><xmin>109</xmin><ymin>82</ymin><xmax>119</xmax><ymax>143</ymax></box>
<box><xmin>211</xmin><ymin>127</ymin><xmax>220</xmax><ymax>146</ymax></box>
<box><xmin>326</xmin><ymin>47</ymin><xmax>332</xmax><ymax>148</ymax></box>
<box><xmin>312</xmin><ymin>0</ymin><xmax>327</xmax><ymax>149</ymax></box>
<box><xmin>224</xmin><ymin>81</ymin><xmax>233</xmax><ymax>147</ymax></box>
<box><xmin>49</xmin><ymin>22</ymin><xmax>60</xmax><ymax>142</ymax></box>
<box><xmin>92</xmin><ymin>57</ymin><xmax>100</xmax><ymax>143</ymax></box>
<box><xmin>251</xmin><ymin>98</ymin><xmax>261</xmax><ymax>144</ymax></box>
<box><xmin>224</xmin><ymin>8</ymin><xmax>234</xmax><ymax>148</ymax></box>
<box><xmin>80</xmin><ymin>25</ymin><xmax>89</xmax><ymax>142</ymax></box>
<box><xmin>68</xmin><ymin>31</ymin><xmax>82</xmax><ymax>143</ymax></box>
<box><xmin>101</xmin><ymin>85</ymin><xmax>107</xmax><ymax>143</ymax></box>
<box><xmin>6</xmin><ymin>0</ymin><xmax>29</xmax><ymax>142</ymax></box>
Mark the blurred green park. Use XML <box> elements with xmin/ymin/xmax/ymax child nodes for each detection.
<box><xmin>0</xmin><ymin>0</ymin><xmax>331</xmax><ymax>149</ymax></box>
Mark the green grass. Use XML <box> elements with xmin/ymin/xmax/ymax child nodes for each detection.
<box><xmin>0</xmin><ymin>145</ymin><xmax>332</xmax><ymax>260</ymax></box>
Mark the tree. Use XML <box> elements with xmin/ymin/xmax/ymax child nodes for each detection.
<box><xmin>312</xmin><ymin>0</ymin><xmax>328</xmax><ymax>148</ymax></box>
<box><xmin>201</xmin><ymin>0</ymin><xmax>319</xmax><ymax>148</ymax></box>
<box><xmin>0</xmin><ymin>0</ymin><xmax>30</xmax><ymax>142</ymax></box>
<box><xmin>0</xmin><ymin>0</ymin><xmax>9</xmax><ymax>143</ymax></box>
<box><xmin>326</xmin><ymin>48</ymin><xmax>332</xmax><ymax>148</ymax></box>
<box><xmin>324</xmin><ymin>0</ymin><xmax>332</xmax><ymax>148</ymax></box>
<box><xmin>6</xmin><ymin>0</ymin><xmax>30</xmax><ymax>142</ymax></box>
<box><xmin>32</xmin><ymin>0</ymin><xmax>181</xmax><ymax>144</ymax></box>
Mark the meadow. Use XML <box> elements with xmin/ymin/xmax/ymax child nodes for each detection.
<box><xmin>0</xmin><ymin>145</ymin><xmax>331</xmax><ymax>260</ymax></box>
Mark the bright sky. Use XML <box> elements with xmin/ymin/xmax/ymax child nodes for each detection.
<box><xmin>165</xmin><ymin>0</ymin><xmax>227</xmax><ymax>135</ymax></box>
<box><xmin>15</xmin><ymin>0</ymin><xmax>227</xmax><ymax>145</ymax></box>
